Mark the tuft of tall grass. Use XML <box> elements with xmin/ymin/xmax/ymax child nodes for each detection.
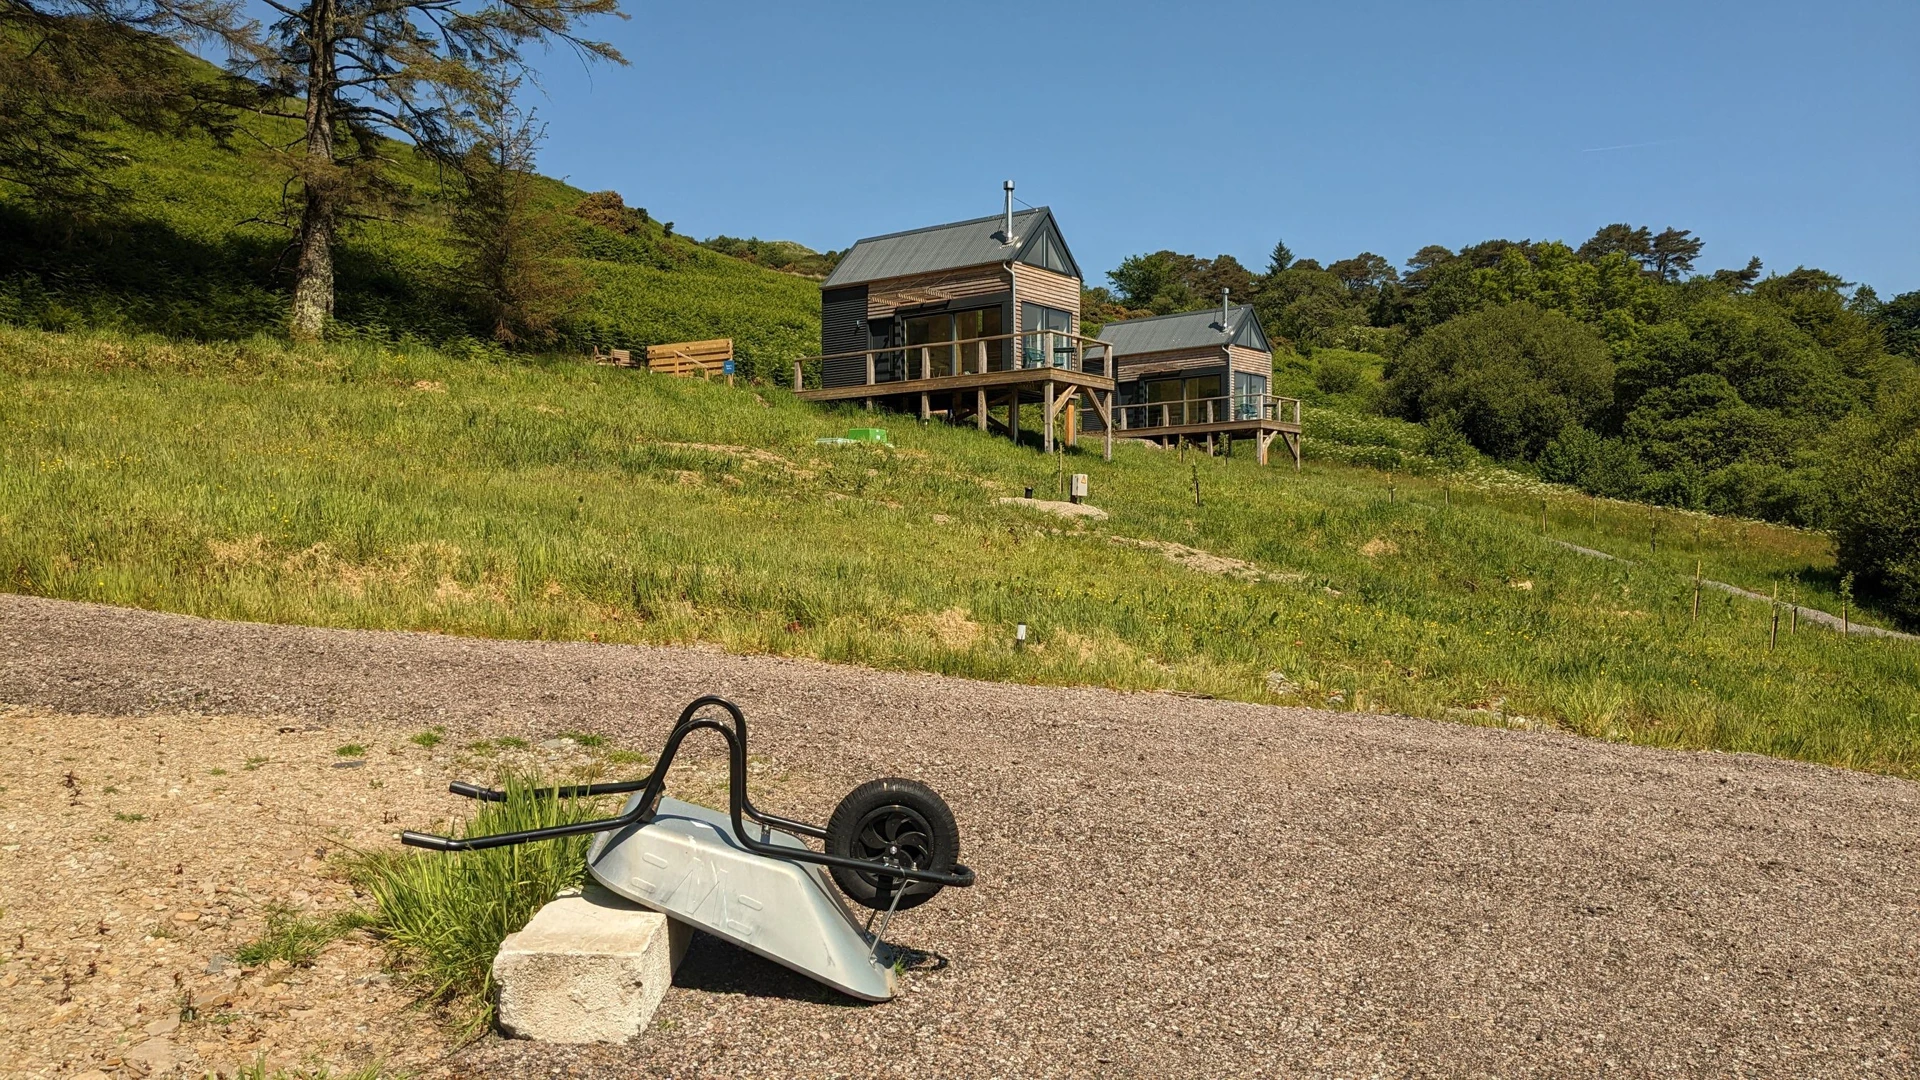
<box><xmin>350</xmin><ymin>776</ymin><xmax>606</xmax><ymax>1034</ymax></box>
<box><xmin>233</xmin><ymin>904</ymin><xmax>372</xmax><ymax>968</ymax></box>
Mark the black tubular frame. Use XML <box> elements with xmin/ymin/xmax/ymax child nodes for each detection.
<box><xmin>399</xmin><ymin>695</ymin><xmax>975</xmax><ymax>890</ymax></box>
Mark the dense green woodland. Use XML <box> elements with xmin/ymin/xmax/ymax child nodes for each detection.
<box><xmin>1</xmin><ymin>38</ymin><xmax>1916</xmax><ymax>628</ymax></box>
<box><xmin>1091</xmin><ymin>239</ymin><xmax>1920</xmax><ymax>627</ymax></box>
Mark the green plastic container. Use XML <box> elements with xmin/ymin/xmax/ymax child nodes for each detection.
<box><xmin>845</xmin><ymin>427</ymin><xmax>890</xmax><ymax>443</ymax></box>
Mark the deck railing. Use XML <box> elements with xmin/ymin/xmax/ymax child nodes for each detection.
<box><xmin>792</xmin><ymin>330</ymin><xmax>1114</xmax><ymax>392</ymax></box>
<box><xmin>1105</xmin><ymin>394</ymin><xmax>1303</xmax><ymax>431</ymax></box>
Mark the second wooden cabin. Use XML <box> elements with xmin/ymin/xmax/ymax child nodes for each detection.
<box><xmin>1093</xmin><ymin>301</ymin><xmax>1303</xmax><ymax>467</ymax></box>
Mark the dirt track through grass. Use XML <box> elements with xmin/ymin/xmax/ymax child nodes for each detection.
<box><xmin>4</xmin><ymin>594</ymin><xmax>1918</xmax><ymax>1078</ymax></box>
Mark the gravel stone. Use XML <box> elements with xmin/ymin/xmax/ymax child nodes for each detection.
<box><xmin>4</xmin><ymin>594</ymin><xmax>1919</xmax><ymax>1078</ymax></box>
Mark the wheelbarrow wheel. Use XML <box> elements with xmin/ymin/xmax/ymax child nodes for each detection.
<box><xmin>825</xmin><ymin>777</ymin><xmax>959</xmax><ymax>912</ymax></box>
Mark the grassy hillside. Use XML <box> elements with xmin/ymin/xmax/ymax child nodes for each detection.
<box><xmin>4</xmin><ymin>325</ymin><xmax>1917</xmax><ymax>778</ymax></box>
<box><xmin>0</xmin><ymin>102</ymin><xmax>822</xmax><ymax>376</ymax></box>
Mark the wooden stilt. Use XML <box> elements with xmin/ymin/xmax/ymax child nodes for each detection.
<box><xmin>976</xmin><ymin>388</ymin><xmax>988</xmax><ymax>431</ymax></box>
<box><xmin>1042</xmin><ymin>381</ymin><xmax>1056</xmax><ymax>454</ymax></box>
<box><xmin>920</xmin><ymin>392</ymin><xmax>930</xmax><ymax>421</ymax></box>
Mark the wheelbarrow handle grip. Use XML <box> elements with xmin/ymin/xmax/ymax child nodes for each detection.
<box><xmin>399</xmin><ymin>830</ymin><xmax>464</xmax><ymax>851</ymax></box>
<box><xmin>449</xmin><ymin>781</ymin><xmax>506</xmax><ymax>802</ymax></box>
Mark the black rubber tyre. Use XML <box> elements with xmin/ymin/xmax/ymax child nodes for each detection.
<box><xmin>825</xmin><ymin>777</ymin><xmax>959</xmax><ymax>912</ymax></box>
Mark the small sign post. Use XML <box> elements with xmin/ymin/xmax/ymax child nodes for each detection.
<box><xmin>723</xmin><ymin>358</ymin><xmax>736</xmax><ymax>387</ymax></box>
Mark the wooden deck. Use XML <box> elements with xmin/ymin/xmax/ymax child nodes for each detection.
<box><xmin>794</xmin><ymin>331</ymin><xmax>1118</xmax><ymax>457</ymax></box>
<box><xmin>1100</xmin><ymin>395</ymin><xmax>1304</xmax><ymax>467</ymax></box>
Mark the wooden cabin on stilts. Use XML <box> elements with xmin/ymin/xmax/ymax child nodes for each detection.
<box><xmin>791</xmin><ymin>183</ymin><xmax>1117</xmax><ymax>460</ymax></box>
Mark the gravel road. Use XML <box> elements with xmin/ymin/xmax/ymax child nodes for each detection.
<box><xmin>4</xmin><ymin>593</ymin><xmax>1917</xmax><ymax>1079</ymax></box>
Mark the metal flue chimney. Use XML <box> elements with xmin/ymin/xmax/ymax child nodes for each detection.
<box><xmin>1222</xmin><ymin>287</ymin><xmax>1231</xmax><ymax>333</ymax></box>
<box><xmin>1003</xmin><ymin>180</ymin><xmax>1016</xmax><ymax>245</ymax></box>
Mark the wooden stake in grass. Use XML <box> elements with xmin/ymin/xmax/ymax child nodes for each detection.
<box><xmin>1444</xmin><ymin>485</ymin><xmax>1450</xmax><ymax>508</ymax></box>
<box><xmin>1692</xmin><ymin>560</ymin><xmax>1701</xmax><ymax>622</ymax></box>
<box><xmin>1650</xmin><ymin>516</ymin><xmax>1658</xmax><ymax>555</ymax></box>
<box><xmin>1191</xmin><ymin>464</ymin><xmax>1201</xmax><ymax>509</ymax></box>
<box><xmin>1540</xmin><ymin>499</ymin><xmax>1547</xmax><ymax>535</ymax></box>
<box><xmin>1840</xmin><ymin>572</ymin><xmax>1854</xmax><ymax>636</ymax></box>
<box><xmin>1770</xmin><ymin>605</ymin><xmax>1780</xmax><ymax>650</ymax></box>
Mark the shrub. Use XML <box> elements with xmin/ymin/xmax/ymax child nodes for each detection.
<box><xmin>1823</xmin><ymin>378</ymin><xmax>1920</xmax><ymax>627</ymax></box>
<box><xmin>1313</xmin><ymin>352</ymin><xmax>1364</xmax><ymax>395</ymax></box>
<box><xmin>1537</xmin><ymin>426</ymin><xmax>1645</xmax><ymax>500</ymax></box>
<box><xmin>1385</xmin><ymin>302</ymin><xmax>1613</xmax><ymax>461</ymax></box>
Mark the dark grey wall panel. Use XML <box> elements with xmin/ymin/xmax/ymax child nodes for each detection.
<box><xmin>821</xmin><ymin>285</ymin><xmax>869</xmax><ymax>388</ymax></box>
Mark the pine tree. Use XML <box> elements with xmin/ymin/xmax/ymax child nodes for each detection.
<box><xmin>448</xmin><ymin>106</ymin><xmax>585</xmax><ymax>347</ymax></box>
<box><xmin>1265</xmin><ymin>239</ymin><xmax>1294</xmax><ymax>276</ymax></box>
<box><xmin>0</xmin><ymin>0</ymin><xmax>255</xmax><ymax>220</ymax></box>
<box><xmin>1649</xmin><ymin>227</ymin><xmax>1704</xmax><ymax>281</ymax></box>
<box><xmin>235</xmin><ymin>0</ymin><xmax>626</xmax><ymax>340</ymax></box>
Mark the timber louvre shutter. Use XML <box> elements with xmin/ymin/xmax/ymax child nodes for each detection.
<box><xmin>821</xmin><ymin>285</ymin><xmax>869</xmax><ymax>388</ymax></box>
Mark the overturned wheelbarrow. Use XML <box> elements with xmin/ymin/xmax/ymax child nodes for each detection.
<box><xmin>399</xmin><ymin>695</ymin><xmax>975</xmax><ymax>1001</ymax></box>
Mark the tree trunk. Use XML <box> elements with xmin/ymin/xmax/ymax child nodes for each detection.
<box><xmin>289</xmin><ymin>0</ymin><xmax>337</xmax><ymax>342</ymax></box>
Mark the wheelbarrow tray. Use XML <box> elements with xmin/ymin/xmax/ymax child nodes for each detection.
<box><xmin>587</xmin><ymin>794</ymin><xmax>896</xmax><ymax>1001</ymax></box>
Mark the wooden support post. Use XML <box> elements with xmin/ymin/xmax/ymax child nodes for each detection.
<box><xmin>977</xmin><ymin>388</ymin><xmax>988</xmax><ymax>431</ymax></box>
<box><xmin>1257</xmin><ymin>430</ymin><xmax>1273</xmax><ymax>467</ymax></box>
<box><xmin>865</xmin><ymin>351</ymin><xmax>875</xmax><ymax>386</ymax></box>
<box><xmin>1064</xmin><ymin>396</ymin><xmax>1078</xmax><ymax>448</ymax></box>
<box><xmin>1009</xmin><ymin>389</ymin><xmax>1020</xmax><ymax>446</ymax></box>
<box><xmin>792</xmin><ymin>361</ymin><xmax>802</xmax><ymax>392</ymax></box>
<box><xmin>1043</xmin><ymin>381</ymin><xmax>1056</xmax><ymax>454</ymax></box>
<box><xmin>1100</xmin><ymin>390</ymin><xmax>1113</xmax><ymax>461</ymax></box>
<box><xmin>1288</xmin><ymin>432</ymin><xmax>1301</xmax><ymax>470</ymax></box>
<box><xmin>920</xmin><ymin>392</ymin><xmax>930</xmax><ymax>421</ymax></box>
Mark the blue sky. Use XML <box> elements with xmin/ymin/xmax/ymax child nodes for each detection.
<box><xmin>522</xmin><ymin>1</ymin><xmax>1917</xmax><ymax>294</ymax></box>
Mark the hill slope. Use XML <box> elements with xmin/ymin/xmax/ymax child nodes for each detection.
<box><xmin>0</xmin><ymin>99</ymin><xmax>822</xmax><ymax>375</ymax></box>
<box><xmin>2</xmin><ymin>326</ymin><xmax>1916</xmax><ymax>778</ymax></box>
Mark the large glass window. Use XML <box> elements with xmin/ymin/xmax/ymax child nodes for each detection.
<box><xmin>1142</xmin><ymin>372</ymin><xmax>1224</xmax><ymax>425</ymax></box>
<box><xmin>954</xmin><ymin>306</ymin><xmax>1004</xmax><ymax>373</ymax></box>
<box><xmin>1021</xmin><ymin>304</ymin><xmax>1073</xmax><ymax>369</ymax></box>
<box><xmin>1234</xmin><ymin>371</ymin><xmax>1269</xmax><ymax>420</ymax></box>
<box><xmin>904</xmin><ymin>313</ymin><xmax>955</xmax><ymax>378</ymax></box>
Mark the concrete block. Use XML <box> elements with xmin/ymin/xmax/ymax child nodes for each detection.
<box><xmin>493</xmin><ymin>882</ymin><xmax>692</xmax><ymax>1043</ymax></box>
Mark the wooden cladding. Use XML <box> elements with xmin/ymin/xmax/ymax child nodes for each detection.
<box><xmin>866</xmin><ymin>266</ymin><xmax>1013</xmax><ymax>321</ymax></box>
<box><xmin>1225</xmin><ymin>345</ymin><xmax>1271</xmax><ymax>377</ymax></box>
<box><xmin>1013</xmin><ymin>264</ymin><xmax>1082</xmax><ymax>332</ymax></box>
<box><xmin>1113</xmin><ymin>344</ymin><xmax>1272</xmax><ymax>382</ymax></box>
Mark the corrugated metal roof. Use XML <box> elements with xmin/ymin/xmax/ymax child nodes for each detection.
<box><xmin>1098</xmin><ymin>305</ymin><xmax>1269</xmax><ymax>355</ymax></box>
<box><xmin>822</xmin><ymin>207</ymin><xmax>1073</xmax><ymax>287</ymax></box>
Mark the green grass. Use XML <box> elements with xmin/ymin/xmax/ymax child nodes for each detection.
<box><xmin>233</xmin><ymin>904</ymin><xmax>371</xmax><ymax>968</ymax></box>
<box><xmin>334</xmin><ymin>744</ymin><xmax>367</xmax><ymax>758</ymax></box>
<box><xmin>2</xmin><ymin>326</ymin><xmax>1918</xmax><ymax>777</ymax></box>
<box><xmin>0</xmin><ymin>74</ymin><xmax>821</xmax><ymax>378</ymax></box>
<box><xmin>349</xmin><ymin>776</ymin><xmax>605</xmax><ymax>1034</ymax></box>
<box><xmin>410</xmin><ymin>728</ymin><xmax>444</xmax><ymax>749</ymax></box>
